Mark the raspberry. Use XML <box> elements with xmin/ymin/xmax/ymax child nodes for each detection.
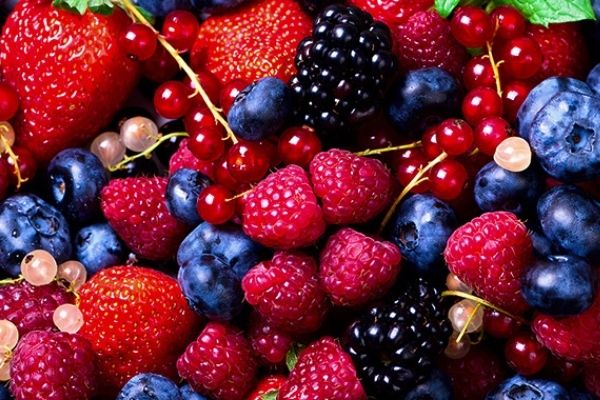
<box><xmin>248</xmin><ymin>312</ymin><xmax>293</xmax><ymax>366</ymax></box>
<box><xmin>585</xmin><ymin>362</ymin><xmax>600</xmax><ymax>397</ymax></box>
<box><xmin>0</xmin><ymin>280</ymin><xmax>73</xmax><ymax>336</ymax></box>
<box><xmin>309</xmin><ymin>149</ymin><xmax>394</xmax><ymax>225</ymax></box>
<box><xmin>177</xmin><ymin>322</ymin><xmax>257</xmax><ymax>400</ymax></box>
<box><xmin>319</xmin><ymin>228</ymin><xmax>402</xmax><ymax>306</ymax></box>
<box><xmin>279</xmin><ymin>337</ymin><xmax>367</xmax><ymax>400</ymax></box>
<box><xmin>242</xmin><ymin>165</ymin><xmax>326</xmax><ymax>249</ymax></box>
<box><xmin>444</xmin><ymin>211</ymin><xmax>533</xmax><ymax>314</ymax></box>
<box><xmin>10</xmin><ymin>331</ymin><xmax>97</xmax><ymax>400</ymax></box>
<box><xmin>349</xmin><ymin>0</ymin><xmax>433</xmax><ymax>26</ymax></box>
<box><xmin>246</xmin><ymin>375</ymin><xmax>287</xmax><ymax>400</ymax></box>
<box><xmin>168</xmin><ymin>138</ymin><xmax>216</xmax><ymax>180</ymax></box>
<box><xmin>394</xmin><ymin>10</ymin><xmax>468</xmax><ymax>77</ymax></box>
<box><xmin>242</xmin><ymin>251</ymin><xmax>330</xmax><ymax>335</ymax></box>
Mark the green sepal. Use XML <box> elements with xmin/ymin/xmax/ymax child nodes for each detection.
<box><xmin>286</xmin><ymin>343</ymin><xmax>300</xmax><ymax>372</ymax></box>
<box><xmin>260</xmin><ymin>390</ymin><xmax>278</xmax><ymax>400</ymax></box>
<box><xmin>435</xmin><ymin>0</ymin><xmax>461</xmax><ymax>18</ymax></box>
<box><xmin>89</xmin><ymin>0</ymin><xmax>115</xmax><ymax>14</ymax></box>
<box><xmin>494</xmin><ymin>0</ymin><xmax>596</xmax><ymax>26</ymax></box>
<box><xmin>52</xmin><ymin>0</ymin><xmax>89</xmax><ymax>15</ymax></box>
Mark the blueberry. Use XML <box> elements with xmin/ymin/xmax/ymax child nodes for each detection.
<box><xmin>191</xmin><ymin>0</ymin><xmax>249</xmax><ymax>13</ymax></box>
<box><xmin>474</xmin><ymin>161</ymin><xmax>543</xmax><ymax>216</ymax></box>
<box><xmin>166</xmin><ymin>169</ymin><xmax>210</xmax><ymax>226</ymax></box>
<box><xmin>517</xmin><ymin>77</ymin><xmax>593</xmax><ymax>141</ymax></box>
<box><xmin>522</xmin><ymin>255</ymin><xmax>596</xmax><ymax>317</ymax></box>
<box><xmin>0</xmin><ymin>385</ymin><xmax>12</xmax><ymax>400</ymax></box>
<box><xmin>587</xmin><ymin>63</ymin><xmax>600</xmax><ymax>96</ymax></box>
<box><xmin>387</xmin><ymin>194</ymin><xmax>457</xmax><ymax>276</ymax></box>
<box><xmin>46</xmin><ymin>148</ymin><xmax>109</xmax><ymax>224</ymax></box>
<box><xmin>0</xmin><ymin>194</ymin><xmax>71</xmax><ymax>277</ymax></box>
<box><xmin>180</xmin><ymin>384</ymin><xmax>208</xmax><ymax>400</ymax></box>
<box><xmin>486</xmin><ymin>376</ymin><xmax>570</xmax><ymax>399</ymax></box>
<box><xmin>227</xmin><ymin>77</ymin><xmax>293</xmax><ymax>141</ymax></box>
<box><xmin>387</xmin><ymin>67</ymin><xmax>461</xmax><ymax>135</ymax></box>
<box><xmin>529</xmin><ymin>228</ymin><xmax>555</xmax><ymax>258</ymax></box>
<box><xmin>117</xmin><ymin>373</ymin><xmax>183</xmax><ymax>400</ymax></box>
<box><xmin>74</xmin><ymin>223</ymin><xmax>126</xmax><ymax>276</ymax></box>
<box><xmin>529</xmin><ymin>92</ymin><xmax>600</xmax><ymax>182</ymax></box>
<box><xmin>537</xmin><ymin>185</ymin><xmax>600</xmax><ymax>261</ymax></box>
<box><xmin>132</xmin><ymin>0</ymin><xmax>192</xmax><ymax>16</ymax></box>
<box><xmin>405</xmin><ymin>369</ymin><xmax>453</xmax><ymax>400</ymax></box>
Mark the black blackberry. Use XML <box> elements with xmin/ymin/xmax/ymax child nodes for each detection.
<box><xmin>290</xmin><ymin>4</ymin><xmax>397</xmax><ymax>132</ymax></box>
<box><xmin>344</xmin><ymin>277</ymin><xmax>452</xmax><ymax>399</ymax></box>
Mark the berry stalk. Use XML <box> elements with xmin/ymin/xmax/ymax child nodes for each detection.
<box><xmin>0</xmin><ymin>128</ymin><xmax>25</xmax><ymax>189</ymax></box>
<box><xmin>108</xmin><ymin>131</ymin><xmax>188</xmax><ymax>171</ymax></box>
<box><xmin>355</xmin><ymin>141</ymin><xmax>422</xmax><ymax>157</ymax></box>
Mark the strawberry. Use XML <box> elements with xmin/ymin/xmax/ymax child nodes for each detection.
<box><xmin>78</xmin><ymin>266</ymin><xmax>200</xmax><ymax>396</ymax></box>
<box><xmin>191</xmin><ymin>0</ymin><xmax>311</xmax><ymax>84</ymax></box>
<box><xmin>0</xmin><ymin>0</ymin><xmax>139</xmax><ymax>163</ymax></box>
<box><xmin>100</xmin><ymin>177</ymin><xmax>189</xmax><ymax>261</ymax></box>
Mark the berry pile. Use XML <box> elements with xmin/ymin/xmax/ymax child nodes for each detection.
<box><xmin>0</xmin><ymin>0</ymin><xmax>600</xmax><ymax>399</ymax></box>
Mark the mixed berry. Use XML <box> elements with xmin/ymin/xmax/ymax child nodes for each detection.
<box><xmin>0</xmin><ymin>0</ymin><xmax>600</xmax><ymax>399</ymax></box>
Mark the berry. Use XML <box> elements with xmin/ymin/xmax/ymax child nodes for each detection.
<box><xmin>10</xmin><ymin>331</ymin><xmax>97</xmax><ymax>400</ymax></box>
<box><xmin>154</xmin><ymin>81</ymin><xmax>193</xmax><ymax>120</ymax></box>
<box><xmin>462</xmin><ymin>86</ymin><xmax>503</xmax><ymax>125</ymax></box>
<box><xmin>117</xmin><ymin>373</ymin><xmax>183</xmax><ymax>400</ymax></box>
<box><xmin>74</xmin><ymin>223</ymin><xmax>126</xmax><ymax>276</ymax></box>
<box><xmin>166</xmin><ymin>168</ymin><xmax>210</xmax><ymax>225</ymax></box>
<box><xmin>220</xmin><ymin>79</ymin><xmax>249</xmax><ymax>116</ymax></box>
<box><xmin>405</xmin><ymin>370</ymin><xmax>453</xmax><ymax>400</ymax></box>
<box><xmin>188</xmin><ymin>126</ymin><xmax>225</xmax><ymax>162</ymax></box>
<box><xmin>0</xmin><ymin>82</ymin><xmax>19</xmax><ymax>121</ymax></box>
<box><xmin>349</xmin><ymin>0</ymin><xmax>432</xmax><ymax>26</ymax></box>
<box><xmin>450</xmin><ymin>6</ymin><xmax>493</xmax><ymax>49</ymax></box>
<box><xmin>120</xmin><ymin>23</ymin><xmax>157</xmax><ymax>61</ymax></box>
<box><xmin>484</xmin><ymin>309</ymin><xmax>522</xmax><ymax>339</ymax></box>
<box><xmin>161</xmin><ymin>10</ymin><xmax>199</xmax><ymax>53</ymax></box>
<box><xmin>242</xmin><ymin>251</ymin><xmax>329</xmax><ymax>334</ymax></box>
<box><xmin>319</xmin><ymin>228</ymin><xmax>401</xmax><ymax>306</ymax></box>
<box><xmin>487</xmin><ymin>376</ymin><xmax>569</xmax><ymax>399</ymax></box>
<box><xmin>3</xmin><ymin>146</ymin><xmax>37</xmax><ymax>186</ymax></box>
<box><xmin>463</xmin><ymin>55</ymin><xmax>495</xmax><ymax>90</ymax></box>
<box><xmin>177</xmin><ymin>322</ymin><xmax>257</xmax><ymax>400</ymax></box>
<box><xmin>248</xmin><ymin>313</ymin><xmax>293</xmax><ymax>366</ymax></box>
<box><xmin>196</xmin><ymin>184</ymin><xmax>236</xmax><ymax>225</ymax></box>
<box><xmin>437</xmin><ymin>118</ymin><xmax>474</xmax><ymax>156</ymax></box>
<box><xmin>422</xmin><ymin>126</ymin><xmax>443</xmax><ymax>160</ymax></box>
<box><xmin>278</xmin><ymin>126</ymin><xmax>322</xmax><ymax>167</ymax></box>
<box><xmin>395</xmin><ymin>153</ymin><xmax>431</xmax><ymax>193</ymax></box>
<box><xmin>226</xmin><ymin>141</ymin><xmax>271</xmax><ymax>183</ymax></box>
<box><xmin>505</xmin><ymin>332</ymin><xmax>549</xmax><ymax>376</ymax></box>
<box><xmin>180</xmin><ymin>384</ymin><xmax>209</xmax><ymax>400</ymax></box>
<box><xmin>184</xmin><ymin>69</ymin><xmax>222</xmax><ymax>106</ymax></box>
<box><xmin>141</xmin><ymin>45</ymin><xmax>179</xmax><ymax>82</ymax></box>
<box><xmin>502</xmin><ymin>80</ymin><xmax>532</xmax><ymax>123</ymax></box>
<box><xmin>491</xmin><ymin>6</ymin><xmax>526</xmax><ymax>40</ymax></box>
<box><xmin>500</xmin><ymin>37</ymin><xmax>543</xmax><ymax>80</ymax></box>
<box><xmin>131</xmin><ymin>0</ymin><xmax>192</xmax><ymax>17</ymax></box>
<box><xmin>247</xmin><ymin>375</ymin><xmax>287</xmax><ymax>400</ymax></box>
<box><xmin>444</xmin><ymin>211</ymin><xmax>533</xmax><ymax>314</ymax></box>
<box><xmin>242</xmin><ymin>165</ymin><xmax>326</xmax><ymax>249</ymax></box>
<box><xmin>169</xmin><ymin>138</ymin><xmax>217</xmax><ymax>179</ymax></box>
<box><xmin>430</xmin><ymin>159</ymin><xmax>469</xmax><ymax>201</ymax></box>
<box><xmin>474</xmin><ymin>117</ymin><xmax>512</xmax><ymax>156</ymax></box>
<box><xmin>279</xmin><ymin>337</ymin><xmax>366</xmax><ymax>400</ymax></box>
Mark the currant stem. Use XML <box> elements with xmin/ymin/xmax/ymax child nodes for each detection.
<box><xmin>485</xmin><ymin>41</ymin><xmax>503</xmax><ymax>97</ymax></box>
<box><xmin>0</xmin><ymin>276</ymin><xmax>24</xmax><ymax>286</ymax></box>
<box><xmin>441</xmin><ymin>290</ymin><xmax>528</xmax><ymax>324</ymax></box>
<box><xmin>354</xmin><ymin>141</ymin><xmax>422</xmax><ymax>157</ymax></box>
<box><xmin>0</xmin><ymin>129</ymin><xmax>26</xmax><ymax>190</ymax></box>
<box><xmin>116</xmin><ymin>0</ymin><xmax>238</xmax><ymax>144</ymax></box>
<box><xmin>225</xmin><ymin>187</ymin><xmax>254</xmax><ymax>202</ymax></box>
<box><xmin>456</xmin><ymin>302</ymin><xmax>482</xmax><ymax>343</ymax></box>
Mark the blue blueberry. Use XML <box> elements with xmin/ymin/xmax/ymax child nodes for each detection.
<box><xmin>191</xmin><ymin>0</ymin><xmax>249</xmax><ymax>13</ymax></box>
<box><xmin>227</xmin><ymin>77</ymin><xmax>293</xmax><ymax>141</ymax></box>
<box><xmin>166</xmin><ymin>169</ymin><xmax>210</xmax><ymax>225</ymax></box>
<box><xmin>74</xmin><ymin>223</ymin><xmax>126</xmax><ymax>275</ymax></box>
<box><xmin>0</xmin><ymin>194</ymin><xmax>71</xmax><ymax>277</ymax></box>
<box><xmin>117</xmin><ymin>373</ymin><xmax>183</xmax><ymax>400</ymax></box>
<box><xmin>180</xmin><ymin>384</ymin><xmax>208</xmax><ymax>400</ymax></box>
<box><xmin>474</xmin><ymin>161</ymin><xmax>543</xmax><ymax>216</ymax></box>
<box><xmin>529</xmin><ymin>92</ymin><xmax>600</xmax><ymax>182</ymax></box>
<box><xmin>517</xmin><ymin>77</ymin><xmax>593</xmax><ymax>141</ymax></box>
<box><xmin>587</xmin><ymin>63</ymin><xmax>600</xmax><ymax>96</ymax></box>
<box><xmin>522</xmin><ymin>255</ymin><xmax>596</xmax><ymax>317</ymax></box>
<box><xmin>529</xmin><ymin>227</ymin><xmax>555</xmax><ymax>258</ymax></box>
<box><xmin>0</xmin><ymin>385</ymin><xmax>12</xmax><ymax>400</ymax></box>
<box><xmin>486</xmin><ymin>376</ymin><xmax>570</xmax><ymax>400</ymax></box>
<box><xmin>132</xmin><ymin>0</ymin><xmax>192</xmax><ymax>16</ymax></box>
<box><xmin>405</xmin><ymin>369</ymin><xmax>453</xmax><ymax>400</ymax></box>
<box><xmin>387</xmin><ymin>67</ymin><xmax>461</xmax><ymax>134</ymax></box>
<box><xmin>537</xmin><ymin>185</ymin><xmax>600</xmax><ymax>261</ymax></box>
<box><xmin>387</xmin><ymin>194</ymin><xmax>457</xmax><ymax>276</ymax></box>
<box><xmin>46</xmin><ymin>148</ymin><xmax>109</xmax><ymax>224</ymax></box>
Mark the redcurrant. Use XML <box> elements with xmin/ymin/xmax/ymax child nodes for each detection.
<box><xmin>3</xmin><ymin>146</ymin><xmax>37</xmax><ymax>186</ymax></box>
<box><xmin>188</xmin><ymin>126</ymin><xmax>226</xmax><ymax>162</ymax></box>
<box><xmin>226</xmin><ymin>141</ymin><xmax>270</xmax><ymax>183</ymax></box>
<box><xmin>278</xmin><ymin>126</ymin><xmax>322</xmax><ymax>167</ymax></box>
<box><xmin>162</xmin><ymin>10</ymin><xmax>200</xmax><ymax>53</ymax></box>
<box><xmin>483</xmin><ymin>309</ymin><xmax>521</xmax><ymax>339</ymax></box>
<box><xmin>462</xmin><ymin>87</ymin><xmax>503</xmax><ymax>125</ymax></box>
<box><xmin>395</xmin><ymin>152</ymin><xmax>430</xmax><ymax>194</ymax></box>
<box><xmin>437</xmin><ymin>119</ymin><xmax>474</xmax><ymax>156</ymax></box>
<box><xmin>0</xmin><ymin>83</ymin><xmax>19</xmax><ymax>121</ymax></box>
<box><xmin>183</xmin><ymin>70</ymin><xmax>222</xmax><ymax>106</ymax></box>
<box><xmin>196</xmin><ymin>184</ymin><xmax>236</xmax><ymax>225</ymax></box>
<box><xmin>154</xmin><ymin>81</ymin><xmax>193</xmax><ymax>119</ymax></box>
<box><xmin>214</xmin><ymin>157</ymin><xmax>239</xmax><ymax>191</ymax></box>
<box><xmin>491</xmin><ymin>6</ymin><xmax>526</xmax><ymax>40</ymax></box>
<box><xmin>430</xmin><ymin>159</ymin><xmax>468</xmax><ymax>201</ymax></box>
<box><xmin>502</xmin><ymin>80</ymin><xmax>532</xmax><ymax>123</ymax></box>
<box><xmin>185</xmin><ymin>104</ymin><xmax>218</xmax><ymax>135</ymax></box>
<box><xmin>142</xmin><ymin>46</ymin><xmax>179</xmax><ymax>83</ymax></box>
<box><xmin>422</xmin><ymin>126</ymin><xmax>443</xmax><ymax>160</ymax></box>
<box><xmin>450</xmin><ymin>6</ymin><xmax>494</xmax><ymax>49</ymax></box>
<box><xmin>505</xmin><ymin>333</ymin><xmax>548</xmax><ymax>376</ymax></box>
<box><xmin>475</xmin><ymin>116</ymin><xmax>512</xmax><ymax>156</ymax></box>
<box><xmin>500</xmin><ymin>37</ymin><xmax>543</xmax><ymax>80</ymax></box>
<box><xmin>463</xmin><ymin>56</ymin><xmax>496</xmax><ymax>90</ymax></box>
<box><xmin>119</xmin><ymin>23</ymin><xmax>157</xmax><ymax>61</ymax></box>
<box><xmin>220</xmin><ymin>80</ymin><xmax>249</xmax><ymax>116</ymax></box>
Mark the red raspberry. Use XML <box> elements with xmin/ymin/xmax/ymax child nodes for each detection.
<box><xmin>309</xmin><ymin>149</ymin><xmax>394</xmax><ymax>225</ymax></box>
<box><xmin>248</xmin><ymin>312</ymin><xmax>293</xmax><ymax>366</ymax></box>
<box><xmin>10</xmin><ymin>330</ymin><xmax>97</xmax><ymax>400</ymax></box>
<box><xmin>527</xmin><ymin>23</ymin><xmax>590</xmax><ymax>82</ymax></box>
<box><xmin>278</xmin><ymin>337</ymin><xmax>367</xmax><ymax>400</ymax></box>
<box><xmin>100</xmin><ymin>177</ymin><xmax>189</xmax><ymax>260</ymax></box>
<box><xmin>444</xmin><ymin>211</ymin><xmax>533</xmax><ymax>314</ymax></box>
<box><xmin>242</xmin><ymin>251</ymin><xmax>329</xmax><ymax>335</ymax></box>
<box><xmin>168</xmin><ymin>138</ymin><xmax>216</xmax><ymax>179</ymax></box>
<box><xmin>585</xmin><ymin>362</ymin><xmax>600</xmax><ymax>396</ymax></box>
<box><xmin>394</xmin><ymin>10</ymin><xmax>468</xmax><ymax>77</ymax></box>
<box><xmin>319</xmin><ymin>228</ymin><xmax>402</xmax><ymax>306</ymax></box>
<box><xmin>246</xmin><ymin>375</ymin><xmax>287</xmax><ymax>400</ymax></box>
<box><xmin>0</xmin><ymin>281</ymin><xmax>73</xmax><ymax>336</ymax></box>
<box><xmin>349</xmin><ymin>0</ymin><xmax>432</xmax><ymax>26</ymax></box>
<box><xmin>177</xmin><ymin>322</ymin><xmax>257</xmax><ymax>400</ymax></box>
<box><xmin>242</xmin><ymin>165</ymin><xmax>326</xmax><ymax>249</ymax></box>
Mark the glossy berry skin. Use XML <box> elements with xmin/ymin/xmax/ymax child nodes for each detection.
<box><xmin>213</xmin><ymin>158</ymin><xmax>239</xmax><ymax>190</ymax></box>
<box><xmin>161</xmin><ymin>10</ymin><xmax>199</xmax><ymax>53</ymax></box>
<box><xmin>501</xmin><ymin>37</ymin><xmax>543</xmax><ymax>79</ymax></box>
<box><xmin>141</xmin><ymin>45</ymin><xmax>179</xmax><ymax>82</ymax></box>
<box><xmin>491</xmin><ymin>6</ymin><xmax>526</xmax><ymax>40</ymax></box>
<box><xmin>422</xmin><ymin>127</ymin><xmax>443</xmax><ymax>160</ymax></box>
<box><xmin>184</xmin><ymin>105</ymin><xmax>217</xmax><ymax>136</ymax></box>
<box><xmin>196</xmin><ymin>185</ymin><xmax>235</xmax><ymax>225</ymax></box>
<box><xmin>184</xmin><ymin>70</ymin><xmax>221</xmax><ymax>106</ymax></box>
<box><xmin>46</xmin><ymin>148</ymin><xmax>109</xmax><ymax>224</ymax></box>
<box><xmin>177</xmin><ymin>322</ymin><xmax>258</xmax><ymax>400</ymax></box>
<box><xmin>405</xmin><ymin>370</ymin><xmax>453</xmax><ymax>400</ymax></box>
<box><xmin>154</xmin><ymin>81</ymin><xmax>193</xmax><ymax>119</ymax></box>
<box><xmin>450</xmin><ymin>6</ymin><xmax>493</xmax><ymax>49</ymax></box>
<box><xmin>463</xmin><ymin>56</ymin><xmax>495</xmax><ymax>90</ymax></box>
<box><xmin>484</xmin><ymin>309</ymin><xmax>522</xmax><ymax>339</ymax></box>
<box><xmin>502</xmin><ymin>80</ymin><xmax>531</xmax><ymax>123</ymax></box>
<box><xmin>462</xmin><ymin>87</ymin><xmax>503</xmax><ymax>125</ymax></box>
<box><xmin>395</xmin><ymin>153</ymin><xmax>431</xmax><ymax>193</ymax></box>
<box><xmin>120</xmin><ymin>23</ymin><xmax>157</xmax><ymax>61</ymax></box>
<box><xmin>248</xmin><ymin>313</ymin><xmax>293</xmax><ymax>365</ymax></box>
<box><xmin>246</xmin><ymin>375</ymin><xmax>287</xmax><ymax>400</ymax></box>
<box><xmin>226</xmin><ymin>141</ymin><xmax>270</xmax><ymax>183</ymax></box>
<box><xmin>117</xmin><ymin>373</ymin><xmax>183</xmax><ymax>400</ymax></box>
<box><xmin>430</xmin><ymin>159</ymin><xmax>468</xmax><ymax>201</ymax></box>
<box><xmin>220</xmin><ymin>79</ymin><xmax>249</xmax><ymax>116</ymax></box>
<box><xmin>437</xmin><ymin>119</ymin><xmax>474</xmax><ymax>156</ymax></box>
<box><xmin>505</xmin><ymin>333</ymin><xmax>549</xmax><ymax>376</ymax></box>
<box><xmin>278</xmin><ymin>126</ymin><xmax>321</xmax><ymax>167</ymax></box>
<box><xmin>3</xmin><ymin>146</ymin><xmax>37</xmax><ymax>186</ymax></box>
<box><xmin>74</xmin><ymin>223</ymin><xmax>126</xmax><ymax>276</ymax></box>
<box><xmin>180</xmin><ymin>384</ymin><xmax>209</xmax><ymax>400</ymax></box>
<box><xmin>0</xmin><ymin>82</ymin><xmax>19</xmax><ymax>121</ymax></box>
<box><xmin>166</xmin><ymin>168</ymin><xmax>210</xmax><ymax>225</ymax></box>
<box><xmin>487</xmin><ymin>376</ymin><xmax>569</xmax><ymax>399</ymax></box>
<box><xmin>474</xmin><ymin>117</ymin><xmax>512</xmax><ymax>156</ymax></box>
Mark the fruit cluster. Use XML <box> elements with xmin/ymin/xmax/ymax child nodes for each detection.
<box><xmin>0</xmin><ymin>0</ymin><xmax>600</xmax><ymax>399</ymax></box>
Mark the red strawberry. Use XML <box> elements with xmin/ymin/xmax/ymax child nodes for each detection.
<box><xmin>246</xmin><ymin>375</ymin><xmax>287</xmax><ymax>400</ymax></box>
<box><xmin>585</xmin><ymin>362</ymin><xmax>600</xmax><ymax>397</ymax></box>
<box><xmin>169</xmin><ymin>138</ymin><xmax>216</xmax><ymax>180</ymax></box>
<box><xmin>0</xmin><ymin>0</ymin><xmax>138</xmax><ymax>163</ymax></box>
<box><xmin>349</xmin><ymin>0</ymin><xmax>433</xmax><ymax>26</ymax></box>
<box><xmin>319</xmin><ymin>228</ymin><xmax>402</xmax><ymax>307</ymax></box>
<box><xmin>191</xmin><ymin>0</ymin><xmax>311</xmax><ymax>84</ymax></box>
<box><xmin>78</xmin><ymin>266</ymin><xmax>200</xmax><ymax>396</ymax></box>
<box><xmin>309</xmin><ymin>149</ymin><xmax>394</xmax><ymax>225</ymax></box>
<box><xmin>101</xmin><ymin>177</ymin><xmax>189</xmax><ymax>260</ymax></box>
<box><xmin>242</xmin><ymin>165</ymin><xmax>326</xmax><ymax>249</ymax></box>
<box><xmin>444</xmin><ymin>211</ymin><xmax>533</xmax><ymax>314</ymax></box>
<box><xmin>248</xmin><ymin>312</ymin><xmax>293</xmax><ymax>366</ymax></box>
<box><xmin>177</xmin><ymin>322</ymin><xmax>258</xmax><ymax>400</ymax></box>
<box><xmin>10</xmin><ymin>330</ymin><xmax>97</xmax><ymax>400</ymax></box>
<box><xmin>278</xmin><ymin>337</ymin><xmax>367</xmax><ymax>400</ymax></box>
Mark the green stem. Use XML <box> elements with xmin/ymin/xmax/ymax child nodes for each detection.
<box><xmin>355</xmin><ymin>141</ymin><xmax>422</xmax><ymax>157</ymax></box>
<box><xmin>442</xmin><ymin>290</ymin><xmax>528</xmax><ymax>324</ymax></box>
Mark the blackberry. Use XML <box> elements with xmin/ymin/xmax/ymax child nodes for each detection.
<box><xmin>344</xmin><ymin>277</ymin><xmax>452</xmax><ymax>399</ymax></box>
<box><xmin>290</xmin><ymin>5</ymin><xmax>397</xmax><ymax>132</ymax></box>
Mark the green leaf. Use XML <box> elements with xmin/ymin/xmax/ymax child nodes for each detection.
<box><xmin>260</xmin><ymin>390</ymin><xmax>278</xmax><ymax>400</ymax></box>
<box><xmin>52</xmin><ymin>0</ymin><xmax>89</xmax><ymax>15</ymax></box>
<box><xmin>88</xmin><ymin>0</ymin><xmax>114</xmax><ymax>14</ymax></box>
<box><xmin>286</xmin><ymin>344</ymin><xmax>300</xmax><ymax>372</ymax></box>
<box><xmin>135</xmin><ymin>5</ymin><xmax>156</xmax><ymax>24</ymax></box>
<box><xmin>435</xmin><ymin>0</ymin><xmax>461</xmax><ymax>18</ymax></box>
<box><xmin>494</xmin><ymin>0</ymin><xmax>596</xmax><ymax>26</ymax></box>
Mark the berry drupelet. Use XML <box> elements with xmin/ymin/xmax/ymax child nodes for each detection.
<box><xmin>291</xmin><ymin>4</ymin><xmax>397</xmax><ymax>131</ymax></box>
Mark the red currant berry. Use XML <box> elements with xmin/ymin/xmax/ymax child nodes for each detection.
<box><xmin>119</xmin><ymin>23</ymin><xmax>157</xmax><ymax>61</ymax></box>
<box><xmin>161</xmin><ymin>10</ymin><xmax>199</xmax><ymax>53</ymax></box>
<box><xmin>463</xmin><ymin>56</ymin><xmax>496</xmax><ymax>90</ymax></box>
<box><xmin>437</xmin><ymin>119</ymin><xmax>474</xmax><ymax>156</ymax></box>
<box><xmin>505</xmin><ymin>333</ymin><xmax>549</xmax><ymax>376</ymax></box>
<box><xmin>226</xmin><ymin>141</ymin><xmax>270</xmax><ymax>183</ymax></box>
<box><xmin>355</xmin><ymin>118</ymin><xmax>397</xmax><ymax>150</ymax></box>
<box><xmin>185</xmin><ymin>104</ymin><xmax>218</xmax><ymax>135</ymax></box>
<box><xmin>220</xmin><ymin>79</ymin><xmax>249</xmax><ymax>116</ymax></box>
<box><xmin>257</xmin><ymin>138</ymin><xmax>279</xmax><ymax>167</ymax></box>
<box><xmin>389</xmin><ymin>146</ymin><xmax>424</xmax><ymax>170</ymax></box>
<box><xmin>501</xmin><ymin>37</ymin><xmax>543</xmax><ymax>80</ymax></box>
<box><xmin>395</xmin><ymin>153</ymin><xmax>430</xmax><ymax>194</ymax></box>
<box><xmin>450</xmin><ymin>6</ymin><xmax>494</xmax><ymax>49</ymax></box>
<box><xmin>475</xmin><ymin>116</ymin><xmax>512</xmax><ymax>156</ymax></box>
<box><xmin>183</xmin><ymin>70</ymin><xmax>222</xmax><ymax>106</ymax></box>
<box><xmin>0</xmin><ymin>83</ymin><xmax>19</xmax><ymax>121</ymax></box>
<box><xmin>214</xmin><ymin>157</ymin><xmax>239</xmax><ymax>191</ymax></box>
<box><xmin>462</xmin><ymin>87</ymin><xmax>503</xmax><ymax>125</ymax></box>
<box><xmin>483</xmin><ymin>309</ymin><xmax>521</xmax><ymax>339</ymax></box>
<box><xmin>278</xmin><ymin>126</ymin><xmax>322</xmax><ymax>167</ymax></box>
<box><xmin>502</xmin><ymin>80</ymin><xmax>532</xmax><ymax>123</ymax></box>
<box><xmin>142</xmin><ymin>46</ymin><xmax>179</xmax><ymax>82</ymax></box>
<box><xmin>430</xmin><ymin>159</ymin><xmax>468</xmax><ymax>201</ymax></box>
<box><xmin>154</xmin><ymin>81</ymin><xmax>193</xmax><ymax>119</ymax></box>
<box><xmin>188</xmin><ymin>126</ymin><xmax>226</xmax><ymax>162</ymax></box>
<box><xmin>196</xmin><ymin>184</ymin><xmax>236</xmax><ymax>225</ymax></box>
<box><xmin>422</xmin><ymin>126</ymin><xmax>443</xmax><ymax>160</ymax></box>
<box><xmin>3</xmin><ymin>146</ymin><xmax>37</xmax><ymax>186</ymax></box>
<box><xmin>491</xmin><ymin>6</ymin><xmax>526</xmax><ymax>40</ymax></box>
